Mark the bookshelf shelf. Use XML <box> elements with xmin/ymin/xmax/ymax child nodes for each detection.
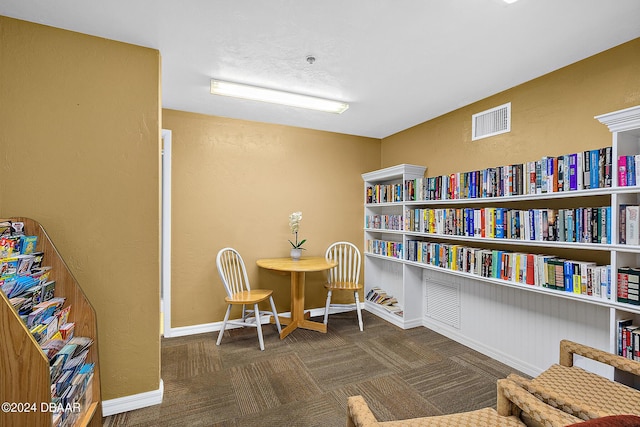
<box><xmin>0</xmin><ymin>217</ymin><xmax>102</xmax><ymax>427</ymax></box>
<box><xmin>362</xmin><ymin>105</ymin><xmax>640</xmax><ymax>374</ymax></box>
<box><xmin>400</xmin><ymin>186</ymin><xmax>617</xmax><ymax>205</ymax></box>
<box><xmin>596</xmin><ymin>105</ymin><xmax>640</xmax><ymax>372</ymax></box>
<box><xmin>362</xmin><ymin>164</ymin><xmax>427</xmax><ymax>328</ymax></box>
<box><xmin>364</xmin><ymin>253</ymin><xmax>640</xmax><ymax>315</ymax></box>
<box><xmin>403</xmin><ymin>232</ymin><xmax>618</xmax><ymax>252</ymax></box>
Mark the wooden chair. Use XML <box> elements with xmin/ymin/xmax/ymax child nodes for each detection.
<box><xmin>323</xmin><ymin>241</ymin><xmax>363</xmax><ymax>331</ymax></box>
<box><xmin>215</xmin><ymin>247</ymin><xmax>281</xmax><ymax>350</ymax></box>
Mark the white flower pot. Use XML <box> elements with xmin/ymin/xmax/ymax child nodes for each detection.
<box><xmin>290</xmin><ymin>248</ymin><xmax>302</xmax><ymax>260</ymax></box>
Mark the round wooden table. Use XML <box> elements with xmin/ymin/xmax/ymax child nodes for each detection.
<box><xmin>256</xmin><ymin>256</ymin><xmax>337</xmax><ymax>339</ymax></box>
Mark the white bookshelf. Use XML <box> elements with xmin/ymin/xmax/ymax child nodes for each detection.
<box><xmin>362</xmin><ymin>164</ymin><xmax>426</xmax><ymax>328</ymax></box>
<box><xmin>361</xmin><ymin>105</ymin><xmax>640</xmax><ymax>378</ymax></box>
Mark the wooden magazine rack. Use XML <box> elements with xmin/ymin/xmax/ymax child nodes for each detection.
<box><xmin>0</xmin><ymin>217</ymin><xmax>101</xmax><ymax>426</ymax></box>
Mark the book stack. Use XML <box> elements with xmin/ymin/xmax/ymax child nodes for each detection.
<box><xmin>365</xmin><ymin>287</ymin><xmax>403</xmax><ymax>316</ymax></box>
<box><xmin>0</xmin><ymin>220</ymin><xmax>95</xmax><ymax>426</ymax></box>
<box><xmin>617</xmin><ymin>319</ymin><xmax>640</xmax><ymax>360</ymax></box>
<box><xmin>617</xmin><ymin>155</ymin><xmax>640</xmax><ymax>187</ymax></box>
<box><xmin>404</xmin><ymin>146</ymin><xmax>613</xmax><ymax>202</ymax></box>
<box><xmin>405</xmin><ymin>206</ymin><xmax>612</xmax><ymax>244</ymax></box>
<box><xmin>366</xmin><ymin>183</ymin><xmax>404</xmax><ymax>203</ymax></box>
<box><xmin>618</xmin><ymin>205</ymin><xmax>640</xmax><ymax>245</ymax></box>
<box><xmin>366</xmin><ymin>239</ymin><xmax>403</xmax><ymax>259</ymax></box>
<box><xmin>405</xmin><ymin>239</ymin><xmax>612</xmax><ymax>300</ymax></box>
<box><xmin>616</xmin><ymin>268</ymin><xmax>640</xmax><ymax>305</ymax></box>
<box><xmin>365</xmin><ymin>214</ymin><xmax>403</xmax><ymax>230</ymax></box>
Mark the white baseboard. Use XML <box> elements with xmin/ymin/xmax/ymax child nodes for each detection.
<box><xmin>102</xmin><ymin>379</ymin><xmax>164</xmax><ymax>416</ymax></box>
<box><xmin>164</xmin><ymin>305</ymin><xmax>362</xmax><ymax>338</ymax></box>
<box><xmin>422</xmin><ymin>318</ymin><xmax>542</xmax><ymax>377</ymax></box>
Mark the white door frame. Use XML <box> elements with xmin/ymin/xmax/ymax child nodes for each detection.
<box><xmin>161</xmin><ymin>129</ymin><xmax>173</xmax><ymax>337</ymax></box>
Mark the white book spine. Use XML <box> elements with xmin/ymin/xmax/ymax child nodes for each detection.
<box><xmin>626</xmin><ymin>205</ymin><xmax>640</xmax><ymax>245</ymax></box>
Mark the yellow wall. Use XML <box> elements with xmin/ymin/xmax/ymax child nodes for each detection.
<box><xmin>2</xmin><ymin>12</ymin><xmax>640</xmax><ymax>407</ymax></box>
<box><xmin>162</xmin><ymin>110</ymin><xmax>380</xmax><ymax>327</ymax></box>
<box><xmin>0</xmin><ymin>17</ymin><xmax>161</xmax><ymax>400</ymax></box>
<box><xmin>382</xmin><ymin>38</ymin><xmax>640</xmax><ymax>175</ymax></box>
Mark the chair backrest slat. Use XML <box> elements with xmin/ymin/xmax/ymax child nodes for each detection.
<box><xmin>216</xmin><ymin>247</ymin><xmax>251</xmax><ymax>297</ymax></box>
<box><xmin>326</xmin><ymin>241</ymin><xmax>361</xmax><ymax>285</ymax></box>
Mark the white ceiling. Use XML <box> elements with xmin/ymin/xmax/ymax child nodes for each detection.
<box><xmin>2</xmin><ymin>1</ymin><xmax>639</xmax><ymax>139</ymax></box>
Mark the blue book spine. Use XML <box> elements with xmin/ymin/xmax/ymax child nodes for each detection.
<box><xmin>470</xmin><ymin>172</ymin><xmax>476</xmax><ymax>198</ymax></box>
<box><xmin>566</xmin><ymin>210</ymin><xmax>575</xmax><ymax>242</ymax></box>
<box><xmin>590</xmin><ymin>149</ymin><xmax>600</xmax><ymax>188</ymax></box>
<box><xmin>493</xmin><ymin>251</ymin><xmax>501</xmax><ymax>278</ymax></box>
<box><xmin>627</xmin><ymin>155</ymin><xmax>636</xmax><ymax>186</ymax></box>
<box><xmin>546</xmin><ymin>157</ymin><xmax>554</xmax><ymax>193</ymax></box>
<box><xmin>495</xmin><ymin>208</ymin><xmax>504</xmax><ymax>238</ymax></box>
<box><xmin>569</xmin><ymin>153</ymin><xmax>578</xmax><ymax>191</ymax></box>
<box><xmin>606</xmin><ymin>206</ymin><xmax>612</xmax><ymax>244</ymax></box>
<box><xmin>529</xmin><ymin>209</ymin><xmax>535</xmax><ymax>240</ymax></box>
<box><xmin>482</xmin><ymin>169</ymin><xmax>488</xmax><ymax>198</ymax></box>
<box><xmin>564</xmin><ymin>261</ymin><xmax>573</xmax><ymax>292</ymax></box>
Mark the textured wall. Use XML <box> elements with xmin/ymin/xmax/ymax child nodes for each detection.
<box><xmin>382</xmin><ymin>38</ymin><xmax>640</xmax><ymax>175</ymax></box>
<box><xmin>0</xmin><ymin>17</ymin><xmax>161</xmax><ymax>400</ymax></box>
<box><xmin>162</xmin><ymin>109</ymin><xmax>380</xmax><ymax>327</ymax></box>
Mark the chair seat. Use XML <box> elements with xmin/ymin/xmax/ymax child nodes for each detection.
<box><xmin>347</xmin><ymin>378</ymin><xmax>583</xmax><ymax>427</ymax></box>
<box><xmin>380</xmin><ymin>408</ymin><xmax>526</xmax><ymax>427</ymax></box>
<box><xmin>225</xmin><ymin>289</ymin><xmax>273</xmax><ymax>304</ymax></box>
<box><xmin>515</xmin><ymin>363</ymin><xmax>640</xmax><ymax>419</ymax></box>
<box><xmin>324</xmin><ymin>281</ymin><xmax>363</xmax><ymax>291</ymax></box>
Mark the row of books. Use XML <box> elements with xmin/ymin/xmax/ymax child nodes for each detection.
<box><xmin>617</xmin><ymin>268</ymin><xmax>640</xmax><ymax>305</ymax></box>
<box><xmin>0</xmin><ymin>221</ymin><xmax>94</xmax><ymax>425</ymax></box>
<box><xmin>364</xmin><ymin>214</ymin><xmax>402</xmax><ymax>231</ymax></box>
<box><xmin>364</xmin><ymin>235</ymin><xmax>614</xmax><ymax>299</ymax></box>
<box><xmin>365</xmin><ymin>183</ymin><xmax>403</xmax><ymax>204</ymax></box>
<box><xmin>404</xmin><ymin>147</ymin><xmax>613</xmax><ymax>202</ymax></box>
<box><xmin>404</xmin><ymin>206</ymin><xmax>613</xmax><ymax>244</ymax></box>
<box><xmin>365</xmin><ymin>287</ymin><xmax>403</xmax><ymax>317</ymax></box>
<box><xmin>619</xmin><ymin>205</ymin><xmax>640</xmax><ymax>245</ymax></box>
<box><xmin>618</xmin><ymin>155</ymin><xmax>640</xmax><ymax>187</ymax></box>
<box><xmin>617</xmin><ymin>319</ymin><xmax>640</xmax><ymax>360</ymax></box>
<box><xmin>366</xmin><ymin>239</ymin><xmax>402</xmax><ymax>259</ymax></box>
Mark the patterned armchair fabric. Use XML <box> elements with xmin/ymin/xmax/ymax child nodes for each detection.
<box><xmin>346</xmin><ymin>378</ymin><xmax>581</xmax><ymax>427</ymax></box>
<box><xmin>508</xmin><ymin>340</ymin><xmax>640</xmax><ymax>421</ymax></box>
<box><xmin>347</xmin><ymin>340</ymin><xmax>640</xmax><ymax>427</ymax></box>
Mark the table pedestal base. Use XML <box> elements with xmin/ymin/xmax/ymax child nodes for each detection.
<box><xmin>277</xmin><ymin>271</ymin><xmax>327</xmax><ymax>339</ymax></box>
<box><xmin>256</xmin><ymin>256</ymin><xmax>336</xmax><ymax>339</ymax></box>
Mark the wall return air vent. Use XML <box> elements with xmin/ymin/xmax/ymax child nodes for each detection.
<box><xmin>472</xmin><ymin>102</ymin><xmax>511</xmax><ymax>141</ymax></box>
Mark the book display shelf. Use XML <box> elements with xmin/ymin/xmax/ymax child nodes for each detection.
<box><xmin>362</xmin><ymin>164</ymin><xmax>426</xmax><ymax>329</ymax></box>
<box><xmin>362</xmin><ymin>105</ymin><xmax>640</xmax><ymax>376</ymax></box>
<box><xmin>0</xmin><ymin>217</ymin><xmax>102</xmax><ymax>427</ymax></box>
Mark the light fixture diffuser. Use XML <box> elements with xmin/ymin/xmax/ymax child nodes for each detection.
<box><xmin>210</xmin><ymin>79</ymin><xmax>349</xmax><ymax>114</ymax></box>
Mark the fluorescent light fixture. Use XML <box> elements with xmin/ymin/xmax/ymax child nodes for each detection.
<box><xmin>210</xmin><ymin>79</ymin><xmax>349</xmax><ymax>114</ymax></box>
<box><xmin>503</xmin><ymin>0</ymin><xmax>519</xmax><ymax>3</ymax></box>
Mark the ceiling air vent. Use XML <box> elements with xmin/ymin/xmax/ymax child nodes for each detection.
<box><xmin>472</xmin><ymin>102</ymin><xmax>511</xmax><ymax>141</ymax></box>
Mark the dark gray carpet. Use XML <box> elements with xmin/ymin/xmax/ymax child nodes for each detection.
<box><xmin>103</xmin><ymin>311</ymin><xmax>523</xmax><ymax>426</ymax></box>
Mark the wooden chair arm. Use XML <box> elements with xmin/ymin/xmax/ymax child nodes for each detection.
<box><xmin>560</xmin><ymin>339</ymin><xmax>640</xmax><ymax>375</ymax></box>
<box><xmin>509</xmin><ymin>371</ymin><xmax>605</xmax><ymax>420</ymax></box>
<box><xmin>347</xmin><ymin>395</ymin><xmax>380</xmax><ymax>427</ymax></box>
<box><xmin>497</xmin><ymin>378</ymin><xmax>582</xmax><ymax>427</ymax></box>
